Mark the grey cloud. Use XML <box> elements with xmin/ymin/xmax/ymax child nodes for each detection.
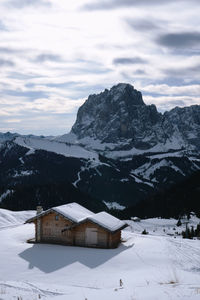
<box><xmin>82</xmin><ymin>0</ymin><xmax>154</xmax><ymax>10</ymax></box>
<box><xmin>64</xmin><ymin>66</ymin><xmax>112</xmax><ymax>75</ymax></box>
<box><xmin>45</xmin><ymin>82</ymin><xmax>81</xmax><ymax>89</ymax></box>
<box><xmin>76</xmin><ymin>58</ymin><xmax>106</xmax><ymax>68</ymax></box>
<box><xmin>68</xmin><ymin>84</ymin><xmax>109</xmax><ymax>99</ymax></box>
<box><xmin>163</xmin><ymin>63</ymin><xmax>200</xmax><ymax>77</ymax></box>
<box><xmin>26</xmin><ymin>81</ymin><xmax>81</xmax><ymax>89</ymax></box>
<box><xmin>135</xmin><ymin>69</ymin><xmax>146</xmax><ymax>75</ymax></box>
<box><xmin>126</xmin><ymin>19</ymin><xmax>160</xmax><ymax>32</ymax></box>
<box><xmin>113</xmin><ymin>57</ymin><xmax>147</xmax><ymax>65</ymax></box>
<box><xmin>156</xmin><ymin>78</ymin><xmax>189</xmax><ymax>87</ymax></box>
<box><xmin>1</xmin><ymin>89</ymin><xmax>48</xmax><ymax>100</ymax></box>
<box><xmin>8</xmin><ymin>72</ymin><xmax>42</xmax><ymax>80</ymax></box>
<box><xmin>169</xmin><ymin>49</ymin><xmax>200</xmax><ymax>56</ymax></box>
<box><xmin>43</xmin><ymin>63</ymin><xmax>112</xmax><ymax>75</ymax></box>
<box><xmin>120</xmin><ymin>71</ymin><xmax>148</xmax><ymax>83</ymax></box>
<box><xmin>157</xmin><ymin>32</ymin><xmax>200</xmax><ymax>48</ymax></box>
<box><xmin>0</xmin><ymin>21</ymin><xmax>8</xmax><ymax>31</ymax></box>
<box><xmin>169</xmin><ymin>100</ymin><xmax>186</xmax><ymax>106</ymax></box>
<box><xmin>34</xmin><ymin>54</ymin><xmax>62</xmax><ymax>63</ymax></box>
<box><xmin>0</xmin><ymin>47</ymin><xmax>23</xmax><ymax>54</ymax></box>
<box><xmin>81</xmin><ymin>0</ymin><xmax>189</xmax><ymax>10</ymax></box>
<box><xmin>6</xmin><ymin>0</ymin><xmax>51</xmax><ymax>9</ymax></box>
<box><xmin>0</xmin><ymin>59</ymin><xmax>15</xmax><ymax>67</ymax></box>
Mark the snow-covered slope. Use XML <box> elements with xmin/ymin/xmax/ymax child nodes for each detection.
<box><xmin>0</xmin><ymin>208</ymin><xmax>35</xmax><ymax>228</ymax></box>
<box><xmin>126</xmin><ymin>215</ymin><xmax>200</xmax><ymax>236</ymax></box>
<box><xmin>0</xmin><ymin>211</ymin><xmax>200</xmax><ymax>300</ymax></box>
<box><xmin>15</xmin><ymin>135</ymin><xmax>99</xmax><ymax>160</ymax></box>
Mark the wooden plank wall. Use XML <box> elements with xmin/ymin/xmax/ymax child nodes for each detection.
<box><xmin>109</xmin><ymin>230</ymin><xmax>121</xmax><ymax>248</ymax></box>
<box><xmin>74</xmin><ymin>221</ymin><xmax>109</xmax><ymax>248</ymax></box>
<box><xmin>34</xmin><ymin>212</ymin><xmax>121</xmax><ymax>248</ymax></box>
<box><xmin>40</xmin><ymin>212</ymin><xmax>74</xmax><ymax>245</ymax></box>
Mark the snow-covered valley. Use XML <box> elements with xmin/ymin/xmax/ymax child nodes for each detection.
<box><xmin>0</xmin><ymin>209</ymin><xmax>200</xmax><ymax>300</ymax></box>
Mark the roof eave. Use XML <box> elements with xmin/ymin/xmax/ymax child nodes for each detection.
<box><xmin>25</xmin><ymin>209</ymin><xmax>51</xmax><ymax>223</ymax></box>
<box><xmin>25</xmin><ymin>208</ymin><xmax>78</xmax><ymax>225</ymax></box>
<box><xmin>74</xmin><ymin>218</ymin><xmax>128</xmax><ymax>233</ymax></box>
<box><xmin>108</xmin><ymin>223</ymin><xmax>128</xmax><ymax>234</ymax></box>
<box><xmin>25</xmin><ymin>207</ymin><xmax>128</xmax><ymax>233</ymax></box>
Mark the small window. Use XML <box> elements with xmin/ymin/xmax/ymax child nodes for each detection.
<box><xmin>55</xmin><ymin>215</ymin><xmax>59</xmax><ymax>221</ymax></box>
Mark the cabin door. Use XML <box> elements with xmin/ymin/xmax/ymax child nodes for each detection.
<box><xmin>85</xmin><ymin>228</ymin><xmax>98</xmax><ymax>246</ymax></box>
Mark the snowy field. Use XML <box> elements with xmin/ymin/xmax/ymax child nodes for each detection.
<box><xmin>0</xmin><ymin>209</ymin><xmax>200</xmax><ymax>300</ymax></box>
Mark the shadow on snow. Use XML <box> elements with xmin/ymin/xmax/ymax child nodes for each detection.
<box><xmin>19</xmin><ymin>242</ymin><xmax>133</xmax><ymax>273</ymax></box>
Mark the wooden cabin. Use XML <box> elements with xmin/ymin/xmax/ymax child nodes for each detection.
<box><xmin>26</xmin><ymin>202</ymin><xmax>127</xmax><ymax>249</ymax></box>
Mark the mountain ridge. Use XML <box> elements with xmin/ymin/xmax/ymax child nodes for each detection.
<box><xmin>70</xmin><ymin>83</ymin><xmax>200</xmax><ymax>154</ymax></box>
<box><xmin>0</xmin><ymin>83</ymin><xmax>200</xmax><ymax>215</ymax></box>
<box><xmin>1</xmin><ymin>83</ymin><xmax>200</xmax><ymax>158</ymax></box>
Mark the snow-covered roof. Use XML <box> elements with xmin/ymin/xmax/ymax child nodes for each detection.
<box><xmin>88</xmin><ymin>212</ymin><xmax>126</xmax><ymax>232</ymax></box>
<box><xmin>26</xmin><ymin>202</ymin><xmax>126</xmax><ymax>232</ymax></box>
<box><xmin>53</xmin><ymin>203</ymin><xmax>94</xmax><ymax>223</ymax></box>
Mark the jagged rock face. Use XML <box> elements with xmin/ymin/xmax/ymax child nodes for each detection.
<box><xmin>163</xmin><ymin>105</ymin><xmax>200</xmax><ymax>149</ymax></box>
<box><xmin>72</xmin><ymin>83</ymin><xmax>162</xmax><ymax>147</ymax></box>
<box><xmin>0</xmin><ymin>132</ymin><xmax>18</xmax><ymax>143</ymax></box>
<box><xmin>72</xmin><ymin>83</ymin><xmax>200</xmax><ymax>151</ymax></box>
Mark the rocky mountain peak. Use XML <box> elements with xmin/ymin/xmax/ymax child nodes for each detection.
<box><xmin>0</xmin><ymin>132</ymin><xmax>19</xmax><ymax>143</ymax></box>
<box><xmin>108</xmin><ymin>83</ymin><xmax>145</xmax><ymax>106</ymax></box>
<box><xmin>71</xmin><ymin>83</ymin><xmax>200</xmax><ymax>152</ymax></box>
<box><xmin>71</xmin><ymin>83</ymin><xmax>152</xmax><ymax>143</ymax></box>
<box><xmin>94</xmin><ymin>83</ymin><xmax>145</xmax><ymax>106</ymax></box>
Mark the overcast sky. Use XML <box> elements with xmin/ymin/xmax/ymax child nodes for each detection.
<box><xmin>0</xmin><ymin>0</ymin><xmax>200</xmax><ymax>135</ymax></box>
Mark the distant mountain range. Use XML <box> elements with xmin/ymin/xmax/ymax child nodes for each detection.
<box><xmin>71</xmin><ymin>83</ymin><xmax>200</xmax><ymax>153</ymax></box>
<box><xmin>0</xmin><ymin>83</ymin><xmax>200</xmax><ymax>216</ymax></box>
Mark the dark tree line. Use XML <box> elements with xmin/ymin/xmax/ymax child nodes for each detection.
<box><xmin>182</xmin><ymin>224</ymin><xmax>200</xmax><ymax>239</ymax></box>
<box><xmin>119</xmin><ymin>170</ymin><xmax>200</xmax><ymax>219</ymax></box>
<box><xmin>0</xmin><ymin>181</ymin><xmax>106</xmax><ymax>213</ymax></box>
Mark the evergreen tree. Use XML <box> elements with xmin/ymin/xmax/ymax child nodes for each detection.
<box><xmin>191</xmin><ymin>226</ymin><xmax>195</xmax><ymax>238</ymax></box>
<box><xmin>176</xmin><ymin>219</ymin><xmax>182</xmax><ymax>226</ymax></box>
<box><xmin>195</xmin><ymin>224</ymin><xmax>200</xmax><ymax>237</ymax></box>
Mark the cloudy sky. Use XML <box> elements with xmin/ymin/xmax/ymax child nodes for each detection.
<box><xmin>0</xmin><ymin>0</ymin><xmax>200</xmax><ymax>135</ymax></box>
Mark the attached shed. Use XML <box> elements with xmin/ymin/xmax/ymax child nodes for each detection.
<box><xmin>26</xmin><ymin>202</ymin><xmax>127</xmax><ymax>248</ymax></box>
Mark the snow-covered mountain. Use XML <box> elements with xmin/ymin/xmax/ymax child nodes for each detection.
<box><xmin>0</xmin><ymin>132</ymin><xmax>19</xmax><ymax>148</ymax></box>
<box><xmin>70</xmin><ymin>83</ymin><xmax>200</xmax><ymax>154</ymax></box>
<box><xmin>0</xmin><ymin>83</ymin><xmax>200</xmax><ymax>213</ymax></box>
